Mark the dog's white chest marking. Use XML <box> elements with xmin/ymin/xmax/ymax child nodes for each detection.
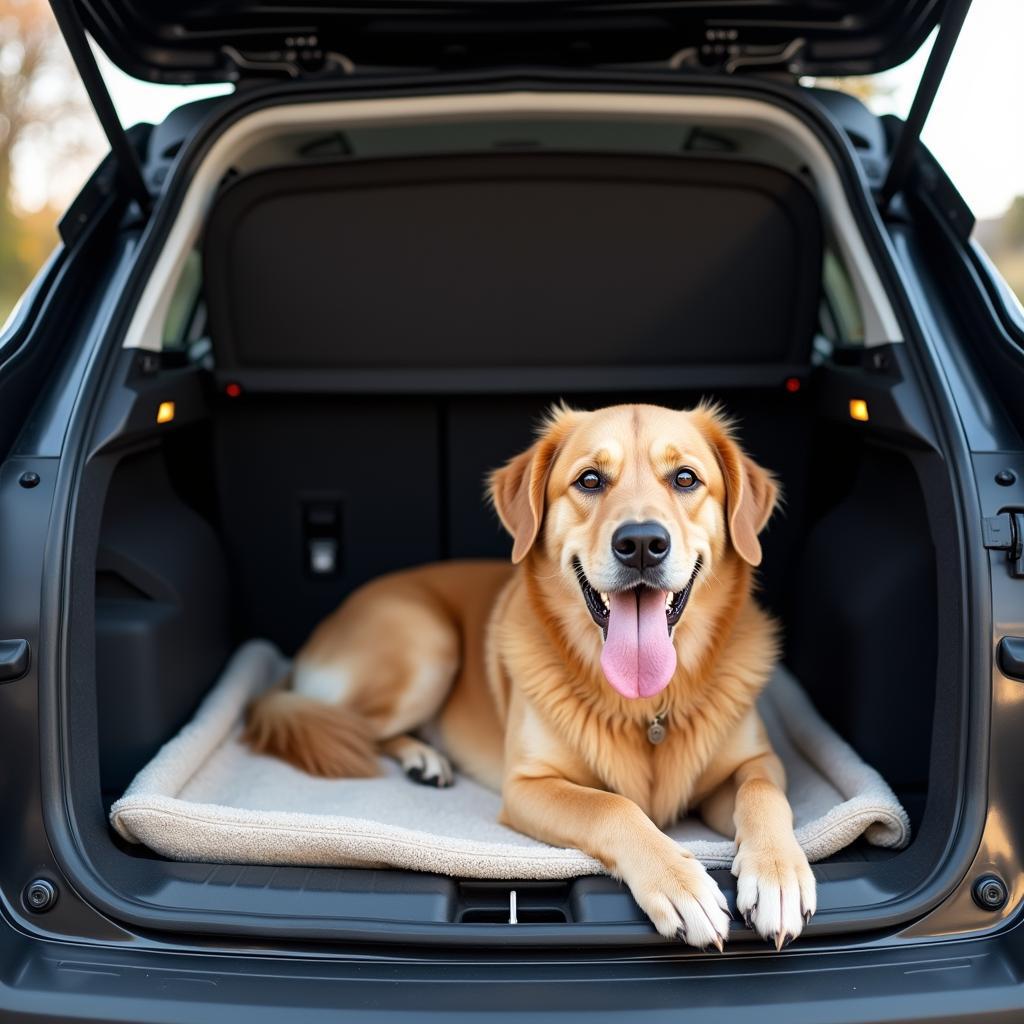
<box><xmin>293</xmin><ymin>662</ymin><xmax>352</xmax><ymax>704</ymax></box>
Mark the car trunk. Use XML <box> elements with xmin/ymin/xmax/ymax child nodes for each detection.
<box><xmin>46</xmin><ymin>89</ymin><xmax>973</xmax><ymax>947</ymax></box>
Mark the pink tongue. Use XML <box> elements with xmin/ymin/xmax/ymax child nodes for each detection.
<box><xmin>600</xmin><ymin>589</ymin><xmax>677</xmax><ymax>699</ymax></box>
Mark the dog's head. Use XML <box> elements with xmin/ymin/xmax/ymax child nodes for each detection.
<box><xmin>489</xmin><ymin>403</ymin><xmax>778</xmax><ymax>700</ymax></box>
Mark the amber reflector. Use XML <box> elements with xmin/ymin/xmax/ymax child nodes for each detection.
<box><xmin>849</xmin><ymin>398</ymin><xmax>869</xmax><ymax>422</ymax></box>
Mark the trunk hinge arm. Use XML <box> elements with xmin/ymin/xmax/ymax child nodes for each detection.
<box><xmin>49</xmin><ymin>0</ymin><xmax>152</xmax><ymax>217</ymax></box>
<box><xmin>878</xmin><ymin>0</ymin><xmax>972</xmax><ymax>212</ymax></box>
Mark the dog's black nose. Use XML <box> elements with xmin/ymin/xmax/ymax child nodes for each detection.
<box><xmin>611</xmin><ymin>521</ymin><xmax>671</xmax><ymax>570</ymax></box>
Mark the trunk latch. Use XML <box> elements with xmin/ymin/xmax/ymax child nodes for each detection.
<box><xmin>983</xmin><ymin>511</ymin><xmax>1024</xmax><ymax>578</ymax></box>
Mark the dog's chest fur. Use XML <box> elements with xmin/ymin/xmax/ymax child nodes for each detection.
<box><xmin>493</xmin><ymin>574</ymin><xmax>778</xmax><ymax>829</ymax></box>
<box><xmin>540</xmin><ymin>678</ymin><xmax>758</xmax><ymax>828</ymax></box>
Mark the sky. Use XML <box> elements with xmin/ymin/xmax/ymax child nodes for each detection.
<box><xmin>34</xmin><ymin>0</ymin><xmax>1024</xmax><ymax>223</ymax></box>
<box><xmin>852</xmin><ymin>0</ymin><xmax>1024</xmax><ymax>221</ymax></box>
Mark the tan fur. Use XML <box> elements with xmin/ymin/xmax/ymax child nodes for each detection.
<box><xmin>243</xmin><ymin>685</ymin><xmax>379</xmax><ymax>779</ymax></box>
<box><xmin>245</xmin><ymin>403</ymin><xmax>816</xmax><ymax>948</ymax></box>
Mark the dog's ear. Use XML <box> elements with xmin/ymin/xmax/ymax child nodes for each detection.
<box><xmin>695</xmin><ymin>404</ymin><xmax>779</xmax><ymax>567</ymax></box>
<box><xmin>489</xmin><ymin>406</ymin><xmax>578</xmax><ymax>564</ymax></box>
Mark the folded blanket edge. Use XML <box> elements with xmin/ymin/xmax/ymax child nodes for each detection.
<box><xmin>109</xmin><ymin>639</ymin><xmax>913</xmax><ymax>877</ymax></box>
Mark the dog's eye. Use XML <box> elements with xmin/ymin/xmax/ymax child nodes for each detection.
<box><xmin>576</xmin><ymin>470</ymin><xmax>604</xmax><ymax>492</ymax></box>
<box><xmin>673</xmin><ymin>468</ymin><xmax>701</xmax><ymax>491</ymax></box>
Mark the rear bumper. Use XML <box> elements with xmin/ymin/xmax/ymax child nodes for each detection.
<box><xmin>4</xmin><ymin>922</ymin><xmax>1024</xmax><ymax>1024</ymax></box>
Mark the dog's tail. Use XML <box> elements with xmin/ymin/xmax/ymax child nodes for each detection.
<box><xmin>243</xmin><ymin>679</ymin><xmax>380</xmax><ymax>778</ymax></box>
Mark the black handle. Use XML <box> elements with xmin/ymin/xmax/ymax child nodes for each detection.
<box><xmin>0</xmin><ymin>640</ymin><xmax>29</xmax><ymax>683</ymax></box>
<box><xmin>999</xmin><ymin>637</ymin><xmax>1024</xmax><ymax>683</ymax></box>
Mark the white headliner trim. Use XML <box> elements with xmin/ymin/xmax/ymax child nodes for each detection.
<box><xmin>123</xmin><ymin>90</ymin><xmax>902</xmax><ymax>352</ymax></box>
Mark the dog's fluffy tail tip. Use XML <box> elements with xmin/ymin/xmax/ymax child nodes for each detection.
<box><xmin>243</xmin><ymin>685</ymin><xmax>380</xmax><ymax>779</ymax></box>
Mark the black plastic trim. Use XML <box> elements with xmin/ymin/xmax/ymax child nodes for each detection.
<box><xmin>215</xmin><ymin>365</ymin><xmax>811</xmax><ymax>395</ymax></box>
<box><xmin>70</xmin><ymin>0</ymin><xmax>950</xmax><ymax>84</ymax></box>
<box><xmin>3</xmin><ymin>915</ymin><xmax>1024</xmax><ymax>1023</ymax></box>
<box><xmin>0</xmin><ymin>250</ymin><xmax>63</xmax><ymax>366</ymax></box>
<box><xmin>0</xmin><ymin>640</ymin><xmax>29</xmax><ymax>683</ymax></box>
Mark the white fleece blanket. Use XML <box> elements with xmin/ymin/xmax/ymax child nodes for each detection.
<box><xmin>111</xmin><ymin>640</ymin><xmax>911</xmax><ymax>877</ymax></box>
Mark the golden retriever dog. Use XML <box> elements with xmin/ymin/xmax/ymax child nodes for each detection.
<box><xmin>245</xmin><ymin>402</ymin><xmax>816</xmax><ymax>949</ymax></box>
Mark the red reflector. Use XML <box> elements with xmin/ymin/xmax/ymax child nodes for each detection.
<box><xmin>784</xmin><ymin>377</ymin><xmax>801</xmax><ymax>393</ymax></box>
<box><xmin>225</xmin><ymin>382</ymin><xmax>242</xmax><ymax>398</ymax></box>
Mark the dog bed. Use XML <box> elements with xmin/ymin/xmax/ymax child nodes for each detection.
<box><xmin>111</xmin><ymin>640</ymin><xmax>911</xmax><ymax>877</ymax></box>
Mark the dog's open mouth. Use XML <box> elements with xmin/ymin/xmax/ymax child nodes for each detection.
<box><xmin>573</xmin><ymin>558</ymin><xmax>702</xmax><ymax>700</ymax></box>
<box><xmin>573</xmin><ymin>559</ymin><xmax>701</xmax><ymax>635</ymax></box>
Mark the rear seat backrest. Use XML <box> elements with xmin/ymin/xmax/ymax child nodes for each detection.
<box><xmin>201</xmin><ymin>152</ymin><xmax>823</xmax><ymax>649</ymax></box>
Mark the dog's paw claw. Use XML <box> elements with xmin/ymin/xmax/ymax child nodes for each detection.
<box><xmin>631</xmin><ymin>847</ymin><xmax>730</xmax><ymax>951</ymax></box>
<box><xmin>742</xmin><ymin>897</ymin><xmax>758</xmax><ymax>931</ymax></box>
<box><xmin>734</xmin><ymin>840</ymin><xmax>816</xmax><ymax>951</ymax></box>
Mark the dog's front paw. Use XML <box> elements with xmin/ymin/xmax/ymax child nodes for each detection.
<box><xmin>629</xmin><ymin>844</ymin><xmax>731</xmax><ymax>950</ymax></box>
<box><xmin>732</xmin><ymin>837</ymin><xmax>816</xmax><ymax>949</ymax></box>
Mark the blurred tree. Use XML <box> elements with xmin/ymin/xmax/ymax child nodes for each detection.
<box><xmin>989</xmin><ymin>195</ymin><xmax>1024</xmax><ymax>306</ymax></box>
<box><xmin>0</xmin><ymin>0</ymin><xmax>98</xmax><ymax>322</ymax></box>
<box><xmin>1000</xmin><ymin>195</ymin><xmax>1024</xmax><ymax>251</ymax></box>
<box><xmin>805</xmin><ymin>76</ymin><xmax>893</xmax><ymax>105</ymax></box>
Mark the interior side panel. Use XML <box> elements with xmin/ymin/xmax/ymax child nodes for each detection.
<box><xmin>96</xmin><ymin>445</ymin><xmax>230</xmax><ymax>793</ymax></box>
<box><xmin>213</xmin><ymin>397</ymin><xmax>442</xmax><ymax>652</ymax></box>
<box><xmin>790</xmin><ymin>444</ymin><xmax>937</xmax><ymax>822</ymax></box>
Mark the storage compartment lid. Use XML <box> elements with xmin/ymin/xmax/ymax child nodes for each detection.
<box><xmin>72</xmin><ymin>0</ymin><xmax>949</xmax><ymax>83</ymax></box>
